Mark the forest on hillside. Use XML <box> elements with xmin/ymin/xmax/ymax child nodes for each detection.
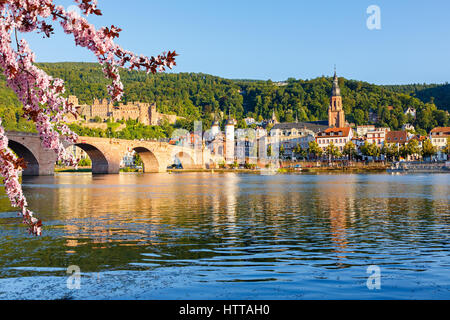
<box><xmin>383</xmin><ymin>83</ymin><xmax>450</xmax><ymax>112</ymax></box>
<box><xmin>0</xmin><ymin>62</ymin><xmax>449</xmax><ymax>137</ymax></box>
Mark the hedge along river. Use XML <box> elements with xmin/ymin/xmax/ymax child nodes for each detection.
<box><xmin>0</xmin><ymin>172</ymin><xmax>449</xmax><ymax>299</ymax></box>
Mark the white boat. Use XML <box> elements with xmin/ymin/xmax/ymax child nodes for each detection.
<box><xmin>387</xmin><ymin>162</ymin><xmax>408</xmax><ymax>173</ymax></box>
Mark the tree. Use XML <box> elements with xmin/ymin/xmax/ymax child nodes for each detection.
<box><xmin>381</xmin><ymin>143</ymin><xmax>396</xmax><ymax>162</ymax></box>
<box><xmin>237</xmin><ymin>119</ymin><xmax>248</xmax><ymax>129</ymax></box>
<box><xmin>416</xmin><ymin>128</ymin><xmax>428</xmax><ymax>136</ymax></box>
<box><xmin>421</xmin><ymin>139</ymin><xmax>437</xmax><ymax>160</ymax></box>
<box><xmin>361</xmin><ymin>141</ymin><xmax>380</xmax><ymax>160</ymax></box>
<box><xmin>406</xmin><ymin>139</ymin><xmax>421</xmax><ymax>160</ymax></box>
<box><xmin>399</xmin><ymin>144</ymin><xmax>409</xmax><ymax>159</ymax></box>
<box><xmin>325</xmin><ymin>142</ymin><xmax>341</xmax><ymax>161</ymax></box>
<box><xmin>308</xmin><ymin>140</ymin><xmax>323</xmax><ymax>159</ymax></box>
<box><xmin>93</xmin><ymin>116</ymin><xmax>103</xmax><ymax>123</ymax></box>
<box><xmin>134</xmin><ymin>153</ymin><xmax>143</xmax><ymax>168</ymax></box>
<box><xmin>78</xmin><ymin>158</ymin><xmax>92</xmax><ymax>167</ymax></box>
<box><xmin>294</xmin><ymin>143</ymin><xmax>307</xmax><ymax>160</ymax></box>
<box><xmin>279</xmin><ymin>144</ymin><xmax>285</xmax><ymax>158</ymax></box>
<box><xmin>343</xmin><ymin>141</ymin><xmax>357</xmax><ymax>160</ymax></box>
<box><xmin>267</xmin><ymin>144</ymin><xmax>273</xmax><ymax>157</ymax></box>
<box><xmin>0</xmin><ymin>0</ymin><xmax>177</xmax><ymax>236</ymax></box>
<box><xmin>230</xmin><ymin>161</ymin><xmax>239</xmax><ymax>169</ymax></box>
<box><xmin>432</xmin><ymin>110</ymin><xmax>448</xmax><ymax>127</ymax></box>
<box><xmin>353</xmin><ymin>109</ymin><xmax>365</xmax><ymax>125</ymax></box>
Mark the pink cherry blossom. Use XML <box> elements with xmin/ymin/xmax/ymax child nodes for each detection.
<box><xmin>0</xmin><ymin>0</ymin><xmax>177</xmax><ymax>236</ymax></box>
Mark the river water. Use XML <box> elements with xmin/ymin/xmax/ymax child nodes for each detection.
<box><xmin>0</xmin><ymin>172</ymin><xmax>449</xmax><ymax>299</ymax></box>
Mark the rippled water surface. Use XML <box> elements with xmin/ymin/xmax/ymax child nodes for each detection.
<box><xmin>0</xmin><ymin>172</ymin><xmax>449</xmax><ymax>299</ymax></box>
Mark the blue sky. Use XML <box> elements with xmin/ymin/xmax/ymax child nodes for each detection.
<box><xmin>23</xmin><ymin>0</ymin><xmax>450</xmax><ymax>85</ymax></box>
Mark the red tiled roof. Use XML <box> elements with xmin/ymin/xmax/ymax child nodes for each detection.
<box><xmin>322</xmin><ymin>127</ymin><xmax>352</xmax><ymax>137</ymax></box>
<box><xmin>386</xmin><ymin>131</ymin><xmax>408</xmax><ymax>144</ymax></box>
<box><xmin>430</xmin><ymin>127</ymin><xmax>450</xmax><ymax>137</ymax></box>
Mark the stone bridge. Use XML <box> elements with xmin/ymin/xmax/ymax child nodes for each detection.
<box><xmin>6</xmin><ymin>131</ymin><xmax>213</xmax><ymax>175</ymax></box>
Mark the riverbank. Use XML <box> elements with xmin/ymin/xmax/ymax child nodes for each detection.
<box><xmin>168</xmin><ymin>164</ymin><xmax>389</xmax><ymax>174</ymax></box>
<box><xmin>55</xmin><ymin>168</ymin><xmax>92</xmax><ymax>173</ymax></box>
<box><xmin>54</xmin><ymin>164</ymin><xmax>389</xmax><ymax>174</ymax></box>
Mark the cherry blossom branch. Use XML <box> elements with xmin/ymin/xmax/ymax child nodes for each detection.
<box><xmin>0</xmin><ymin>121</ymin><xmax>42</xmax><ymax>235</ymax></box>
<box><xmin>0</xmin><ymin>0</ymin><xmax>177</xmax><ymax>236</ymax></box>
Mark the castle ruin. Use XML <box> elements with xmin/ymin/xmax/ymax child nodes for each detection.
<box><xmin>67</xmin><ymin>95</ymin><xmax>179</xmax><ymax>126</ymax></box>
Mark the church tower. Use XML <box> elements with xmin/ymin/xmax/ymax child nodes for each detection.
<box><xmin>328</xmin><ymin>69</ymin><xmax>346</xmax><ymax>128</ymax></box>
<box><xmin>271</xmin><ymin>110</ymin><xmax>278</xmax><ymax>124</ymax></box>
<box><xmin>225</xmin><ymin>116</ymin><xmax>237</xmax><ymax>163</ymax></box>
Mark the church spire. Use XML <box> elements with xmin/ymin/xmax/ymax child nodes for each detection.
<box><xmin>269</xmin><ymin>109</ymin><xmax>278</xmax><ymax>125</ymax></box>
<box><xmin>332</xmin><ymin>67</ymin><xmax>341</xmax><ymax>97</ymax></box>
<box><xmin>328</xmin><ymin>67</ymin><xmax>346</xmax><ymax>128</ymax></box>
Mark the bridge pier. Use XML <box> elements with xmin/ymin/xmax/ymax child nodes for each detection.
<box><xmin>37</xmin><ymin>160</ymin><xmax>58</xmax><ymax>176</ymax></box>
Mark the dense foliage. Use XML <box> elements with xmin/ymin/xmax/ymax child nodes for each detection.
<box><xmin>1</xmin><ymin>63</ymin><xmax>449</xmax><ymax>138</ymax></box>
<box><xmin>383</xmin><ymin>83</ymin><xmax>450</xmax><ymax>112</ymax></box>
<box><xmin>68</xmin><ymin>119</ymin><xmax>172</xmax><ymax>140</ymax></box>
<box><xmin>0</xmin><ymin>75</ymin><xmax>37</xmax><ymax>133</ymax></box>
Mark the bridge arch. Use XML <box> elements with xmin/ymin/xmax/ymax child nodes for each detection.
<box><xmin>7</xmin><ymin>140</ymin><xmax>40</xmax><ymax>176</ymax></box>
<box><xmin>133</xmin><ymin>147</ymin><xmax>160</xmax><ymax>173</ymax></box>
<box><xmin>173</xmin><ymin>151</ymin><xmax>195</xmax><ymax>169</ymax></box>
<box><xmin>75</xmin><ymin>143</ymin><xmax>110</xmax><ymax>174</ymax></box>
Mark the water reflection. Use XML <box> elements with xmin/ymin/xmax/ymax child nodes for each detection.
<box><xmin>0</xmin><ymin>173</ymin><xmax>449</xmax><ymax>299</ymax></box>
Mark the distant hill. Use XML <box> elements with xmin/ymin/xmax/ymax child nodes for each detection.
<box><xmin>0</xmin><ymin>62</ymin><xmax>448</xmax><ymax>134</ymax></box>
<box><xmin>382</xmin><ymin>83</ymin><xmax>450</xmax><ymax>112</ymax></box>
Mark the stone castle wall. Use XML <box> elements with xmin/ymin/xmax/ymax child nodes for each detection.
<box><xmin>66</xmin><ymin>95</ymin><xmax>180</xmax><ymax>126</ymax></box>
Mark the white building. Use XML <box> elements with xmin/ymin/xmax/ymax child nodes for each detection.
<box><xmin>244</xmin><ymin>117</ymin><xmax>256</xmax><ymax>126</ymax></box>
<box><xmin>405</xmin><ymin>107</ymin><xmax>417</xmax><ymax>118</ymax></box>
<box><xmin>67</xmin><ymin>145</ymin><xmax>88</xmax><ymax>161</ymax></box>
<box><xmin>366</xmin><ymin>129</ymin><xmax>387</xmax><ymax>148</ymax></box>
<box><xmin>211</xmin><ymin>120</ymin><xmax>220</xmax><ymax>137</ymax></box>
<box><xmin>430</xmin><ymin>127</ymin><xmax>450</xmax><ymax>160</ymax></box>
<box><xmin>316</xmin><ymin>127</ymin><xmax>354</xmax><ymax>153</ymax></box>
<box><xmin>402</xmin><ymin>123</ymin><xmax>415</xmax><ymax>132</ymax></box>
<box><xmin>356</xmin><ymin>125</ymin><xmax>375</xmax><ymax>137</ymax></box>
<box><xmin>269</xmin><ymin>122</ymin><xmax>326</xmax><ymax>159</ymax></box>
<box><xmin>121</xmin><ymin>150</ymin><xmax>136</xmax><ymax>167</ymax></box>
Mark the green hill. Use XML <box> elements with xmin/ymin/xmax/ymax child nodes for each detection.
<box><xmin>383</xmin><ymin>83</ymin><xmax>450</xmax><ymax>112</ymax></box>
<box><xmin>0</xmin><ymin>62</ymin><xmax>448</xmax><ymax>135</ymax></box>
